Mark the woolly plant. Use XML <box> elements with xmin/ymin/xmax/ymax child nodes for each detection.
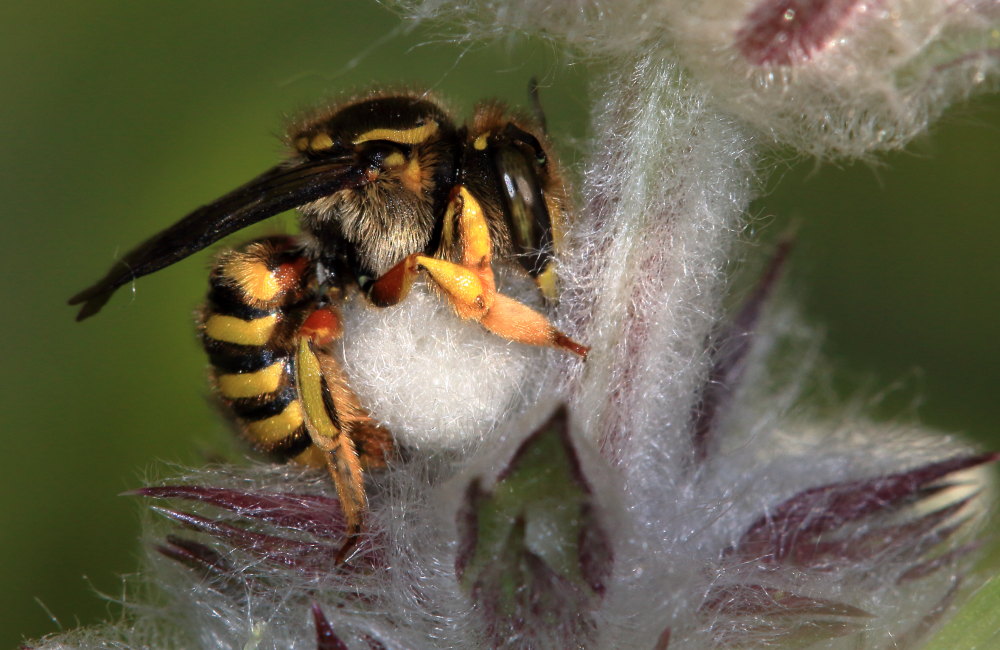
<box><xmin>31</xmin><ymin>0</ymin><xmax>1000</xmax><ymax>648</ymax></box>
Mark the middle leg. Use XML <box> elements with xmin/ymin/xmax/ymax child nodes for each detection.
<box><xmin>367</xmin><ymin>186</ymin><xmax>588</xmax><ymax>358</ymax></box>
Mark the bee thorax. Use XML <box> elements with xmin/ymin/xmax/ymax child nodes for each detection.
<box><xmin>300</xmin><ymin>188</ymin><xmax>437</xmax><ymax>277</ymax></box>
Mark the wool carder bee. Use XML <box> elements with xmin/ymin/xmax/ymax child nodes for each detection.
<box><xmin>69</xmin><ymin>92</ymin><xmax>588</xmax><ymax>557</ymax></box>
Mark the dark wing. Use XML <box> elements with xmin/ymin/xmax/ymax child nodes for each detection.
<box><xmin>69</xmin><ymin>156</ymin><xmax>360</xmax><ymax>321</ymax></box>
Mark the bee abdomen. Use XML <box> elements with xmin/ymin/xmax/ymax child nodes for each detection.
<box><xmin>206</xmin><ymin>280</ymin><xmax>273</xmax><ymax>321</ymax></box>
<box><xmin>203</xmin><ymin>340</ymin><xmax>278</xmax><ymax>374</ymax></box>
<box><xmin>199</xmin><ymin>237</ymin><xmax>316</xmax><ymax>462</ymax></box>
<box><xmin>230</xmin><ymin>384</ymin><xmax>297</xmax><ymax>421</ymax></box>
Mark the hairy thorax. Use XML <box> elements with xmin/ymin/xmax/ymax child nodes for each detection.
<box><xmin>300</xmin><ymin>182</ymin><xmax>437</xmax><ymax>278</ymax></box>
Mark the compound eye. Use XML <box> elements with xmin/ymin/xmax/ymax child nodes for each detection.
<box><xmin>491</xmin><ymin>141</ymin><xmax>553</xmax><ymax>277</ymax></box>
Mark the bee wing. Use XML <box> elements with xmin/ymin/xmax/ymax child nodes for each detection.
<box><xmin>69</xmin><ymin>156</ymin><xmax>359</xmax><ymax>321</ymax></box>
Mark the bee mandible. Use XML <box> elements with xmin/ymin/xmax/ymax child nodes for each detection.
<box><xmin>69</xmin><ymin>91</ymin><xmax>588</xmax><ymax>559</ymax></box>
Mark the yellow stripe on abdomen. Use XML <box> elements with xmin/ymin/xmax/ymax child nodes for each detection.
<box><xmin>246</xmin><ymin>401</ymin><xmax>304</xmax><ymax>445</ymax></box>
<box><xmin>292</xmin><ymin>445</ymin><xmax>326</xmax><ymax>468</ymax></box>
<box><xmin>221</xmin><ymin>258</ymin><xmax>283</xmax><ymax>302</ymax></box>
<box><xmin>204</xmin><ymin>314</ymin><xmax>278</xmax><ymax>345</ymax></box>
<box><xmin>218</xmin><ymin>361</ymin><xmax>285</xmax><ymax>399</ymax></box>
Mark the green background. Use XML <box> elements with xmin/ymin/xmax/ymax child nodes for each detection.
<box><xmin>1</xmin><ymin>1</ymin><xmax>997</xmax><ymax>646</ymax></box>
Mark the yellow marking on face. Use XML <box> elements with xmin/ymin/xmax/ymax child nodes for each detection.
<box><xmin>310</xmin><ymin>132</ymin><xmax>334</xmax><ymax>151</ymax></box>
<box><xmin>383</xmin><ymin>151</ymin><xmax>405</xmax><ymax>168</ymax></box>
<box><xmin>295</xmin><ymin>136</ymin><xmax>310</xmax><ymax>152</ymax></box>
<box><xmin>204</xmin><ymin>314</ymin><xmax>278</xmax><ymax>346</ymax></box>
<box><xmin>223</xmin><ymin>259</ymin><xmax>282</xmax><ymax>302</ymax></box>
<box><xmin>218</xmin><ymin>361</ymin><xmax>285</xmax><ymax>399</ymax></box>
<box><xmin>352</xmin><ymin>120</ymin><xmax>439</xmax><ymax>146</ymax></box>
<box><xmin>400</xmin><ymin>157</ymin><xmax>424</xmax><ymax>194</ymax></box>
<box><xmin>473</xmin><ymin>133</ymin><xmax>490</xmax><ymax>150</ymax></box>
<box><xmin>246</xmin><ymin>401</ymin><xmax>304</xmax><ymax>444</ymax></box>
<box><xmin>457</xmin><ymin>187</ymin><xmax>491</xmax><ymax>267</ymax></box>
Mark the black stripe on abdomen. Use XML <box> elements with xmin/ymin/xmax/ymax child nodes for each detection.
<box><xmin>207</xmin><ymin>279</ymin><xmax>273</xmax><ymax>321</ymax></box>
<box><xmin>204</xmin><ymin>339</ymin><xmax>278</xmax><ymax>374</ymax></box>
<box><xmin>265</xmin><ymin>425</ymin><xmax>313</xmax><ymax>459</ymax></box>
<box><xmin>230</xmin><ymin>385</ymin><xmax>297</xmax><ymax>422</ymax></box>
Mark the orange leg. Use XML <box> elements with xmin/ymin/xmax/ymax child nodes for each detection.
<box><xmin>368</xmin><ymin>187</ymin><xmax>588</xmax><ymax>358</ymax></box>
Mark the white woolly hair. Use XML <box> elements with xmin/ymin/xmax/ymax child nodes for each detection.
<box><xmin>397</xmin><ymin>0</ymin><xmax>1000</xmax><ymax>157</ymax></box>
<box><xmin>33</xmin><ymin>0</ymin><xmax>998</xmax><ymax>648</ymax></box>
<box><xmin>339</xmin><ymin>268</ymin><xmax>559</xmax><ymax>451</ymax></box>
<box><xmin>32</xmin><ymin>417</ymin><xmax>992</xmax><ymax>649</ymax></box>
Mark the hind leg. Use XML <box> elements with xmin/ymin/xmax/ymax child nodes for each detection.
<box><xmin>295</xmin><ymin>305</ymin><xmax>393</xmax><ymax>562</ymax></box>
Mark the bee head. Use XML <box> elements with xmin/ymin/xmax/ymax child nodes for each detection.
<box><xmin>291</xmin><ymin>96</ymin><xmax>460</xmax><ymax>277</ymax></box>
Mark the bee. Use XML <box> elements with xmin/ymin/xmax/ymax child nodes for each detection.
<box><xmin>69</xmin><ymin>91</ymin><xmax>588</xmax><ymax>559</ymax></box>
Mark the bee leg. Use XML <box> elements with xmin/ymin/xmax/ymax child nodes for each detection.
<box><xmin>301</xmin><ymin>306</ymin><xmax>394</xmax><ymax>469</ymax></box>
<box><xmin>365</xmin><ymin>254</ymin><xmax>421</xmax><ymax>308</ymax></box>
<box><xmin>295</xmin><ymin>307</ymin><xmax>389</xmax><ymax>563</ymax></box>
<box><xmin>367</xmin><ymin>187</ymin><xmax>588</xmax><ymax>358</ymax></box>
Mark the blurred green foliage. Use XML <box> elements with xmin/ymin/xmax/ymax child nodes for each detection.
<box><xmin>924</xmin><ymin>575</ymin><xmax>1000</xmax><ymax>649</ymax></box>
<box><xmin>0</xmin><ymin>1</ymin><xmax>996</xmax><ymax>645</ymax></box>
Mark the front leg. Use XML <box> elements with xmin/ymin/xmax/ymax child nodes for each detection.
<box><xmin>366</xmin><ymin>187</ymin><xmax>589</xmax><ymax>358</ymax></box>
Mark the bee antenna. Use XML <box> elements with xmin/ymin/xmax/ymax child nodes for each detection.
<box><xmin>528</xmin><ymin>77</ymin><xmax>548</xmax><ymax>136</ymax></box>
